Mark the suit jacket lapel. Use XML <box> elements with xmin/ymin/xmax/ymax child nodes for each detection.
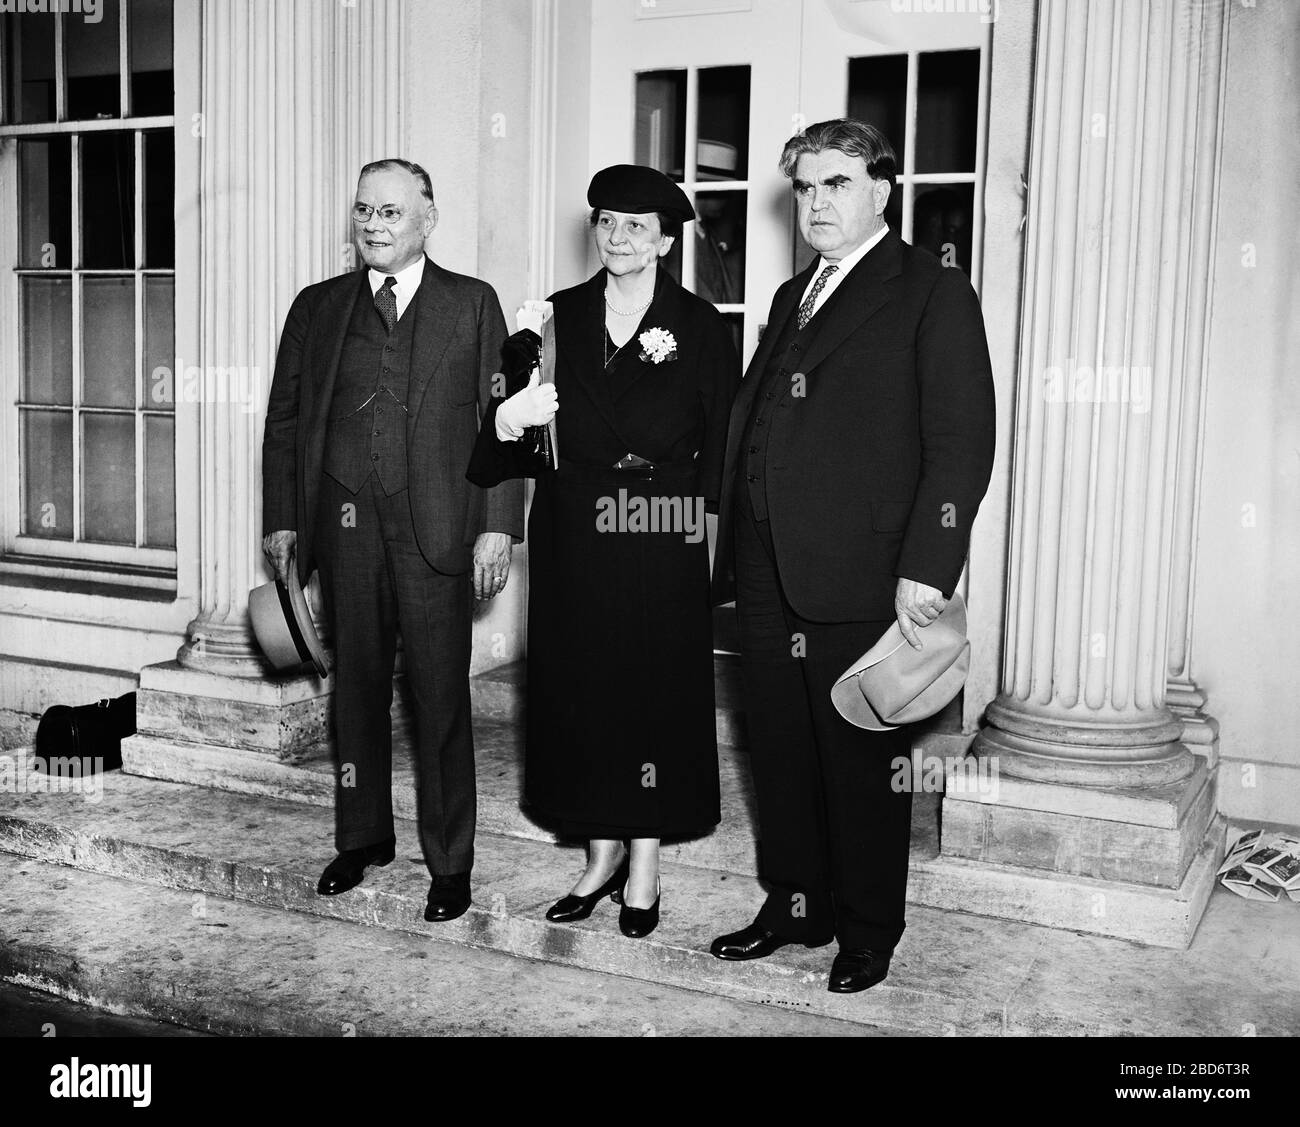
<box><xmin>407</xmin><ymin>256</ymin><xmax>463</xmax><ymax>421</ymax></box>
<box><xmin>306</xmin><ymin>272</ymin><xmax>367</xmax><ymax>438</ymax></box>
<box><xmin>795</xmin><ymin>231</ymin><xmax>902</xmax><ymax>378</ymax></box>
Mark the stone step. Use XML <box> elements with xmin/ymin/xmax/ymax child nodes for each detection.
<box><xmin>0</xmin><ymin>855</ymin><xmax>865</xmax><ymax>1037</ymax></box>
<box><xmin>122</xmin><ymin>716</ymin><xmax>822</xmax><ymax>877</ymax></box>
<box><xmin>6</xmin><ymin>769</ymin><xmax>1293</xmax><ymax>1033</ymax></box>
<box><xmin>120</xmin><ymin>709</ymin><xmax>1224</xmax><ymax>948</ymax></box>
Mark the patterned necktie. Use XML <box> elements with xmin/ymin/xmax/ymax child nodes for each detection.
<box><xmin>797</xmin><ymin>263</ymin><xmax>838</xmax><ymax>330</ymax></box>
<box><xmin>375</xmin><ymin>276</ymin><xmax>398</xmax><ymax>334</ymax></box>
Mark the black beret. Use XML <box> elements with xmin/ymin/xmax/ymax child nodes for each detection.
<box><xmin>587</xmin><ymin>164</ymin><xmax>696</xmax><ymax>223</ymax></box>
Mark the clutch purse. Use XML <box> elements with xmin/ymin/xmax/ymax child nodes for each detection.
<box><xmin>500</xmin><ymin>327</ymin><xmax>555</xmax><ymax>471</ymax></box>
<box><xmin>514</xmin><ymin>300</ymin><xmax>558</xmax><ymax>468</ymax></box>
<box><xmin>465</xmin><ymin>310</ymin><xmax>557</xmax><ymax>487</ymax></box>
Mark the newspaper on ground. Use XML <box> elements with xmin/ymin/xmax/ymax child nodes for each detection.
<box><xmin>1219</xmin><ymin>827</ymin><xmax>1300</xmax><ymax>901</ymax></box>
<box><xmin>1220</xmin><ymin>865</ymin><xmax>1281</xmax><ymax>902</ymax></box>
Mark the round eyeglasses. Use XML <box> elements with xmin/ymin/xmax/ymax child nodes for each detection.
<box><xmin>351</xmin><ymin>203</ymin><xmax>405</xmax><ymax>225</ymax></box>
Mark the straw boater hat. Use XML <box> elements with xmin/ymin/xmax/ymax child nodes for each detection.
<box><xmin>248</xmin><ymin>570</ymin><xmax>329</xmax><ymax>678</ymax></box>
<box><xmin>831</xmin><ymin>593</ymin><xmax>970</xmax><ymax>731</ymax></box>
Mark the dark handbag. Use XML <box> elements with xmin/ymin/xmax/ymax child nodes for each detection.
<box><xmin>466</xmin><ymin>328</ymin><xmax>555</xmax><ymax>487</ymax></box>
<box><xmin>35</xmin><ymin>692</ymin><xmax>136</xmax><ymax>773</ymax></box>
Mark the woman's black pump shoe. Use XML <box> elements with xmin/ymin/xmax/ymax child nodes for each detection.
<box><xmin>545</xmin><ymin>857</ymin><xmax>630</xmax><ymax>922</ymax></box>
<box><xmin>618</xmin><ymin>877</ymin><xmax>661</xmax><ymax>938</ymax></box>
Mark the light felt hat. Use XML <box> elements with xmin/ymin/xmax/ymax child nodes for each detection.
<box><xmin>831</xmin><ymin>593</ymin><xmax>969</xmax><ymax>731</ymax></box>
<box><xmin>249</xmin><ymin>570</ymin><xmax>329</xmax><ymax>678</ymax></box>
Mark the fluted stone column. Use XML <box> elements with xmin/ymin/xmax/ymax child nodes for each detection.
<box><xmin>124</xmin><ymin>0</ymin><xmax>406</xmax><ymax>777</ymax></box>
<box><xmin>922</xmin><ymin>0</ymin><xmax>1231</xmax><ymax>948</ymax></box>
<box><xmin>1159</xmin><ymin>0</ymin><xmax>1228</xmax><ymax>763</ymax></box>
<box><xmin>177</xmin><ymin>0</ymin><xmax>404</xmax><ymax>674</ymax></box>
<box><xmin>974</xmin><ymin>0</ymin><xmax>1228</xmax><ymax>789</ymax></box>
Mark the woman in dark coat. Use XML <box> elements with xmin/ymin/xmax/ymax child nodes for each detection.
<box><xmin>476</xmin><ymin>165</ymin><xmax>739</xmax><ymax>937</ymax></box>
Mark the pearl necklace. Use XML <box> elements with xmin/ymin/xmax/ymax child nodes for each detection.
<box><xmin>605</xmin><ymin>291</ymin><xmax>653</xmax><ymax>317</ymax></box>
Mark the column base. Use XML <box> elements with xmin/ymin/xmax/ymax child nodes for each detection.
<box><xmin>912</xmin><ymin>815</ymin><xmax>1226</xmax><ymax>950</ymax></box>
<box><xmin>1167</xmin><ymin>683</ymin><xmax>1221</xmax><ymax>769</ymax></box>
<box><xmin>922</xmin><ymin>758</ymin><xmax>1226</xmax><ymax>948</ymax></box>
<box><xmin>975</xmin><ymin>709</ymin><xmax>1197</xmax><ymax>787</ymax></box>
<box><xmin>125</xmin><ymin>660</ymin><xmax>332</xmax><ymax>767</ymax></box>
<box><xmin>942</xmin><ymin>757</ymin><xmax>1217</xmax><ymax>886</ymax></box>
<box><xmin>120</xmin><ymin>661</ymin><xmax>429</xmax><ymax>792</ymax></box>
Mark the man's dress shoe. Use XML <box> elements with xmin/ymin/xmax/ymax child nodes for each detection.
<box><xmin>425</xmin><ymin>872</ymin><xmax>471</xmax><ymax>922</ymax></box>
<box><xmin>711</xmin><ymin>921</ymin><xmax>835</xmax><ymax>961</ymax></box>
<box><xmin>709</xmin><ymin>922</ymin><xmax>789</xmax><ymax>961</ymax></box>
<box><xmin>827</xmin><ymin>948</ymin><xmax>891</xmax><ymax>993</ymax></box>
<box><xmin>316</xmin><ymin>837</ymin><xmax>396</xmax><ymax>896</ymax></box>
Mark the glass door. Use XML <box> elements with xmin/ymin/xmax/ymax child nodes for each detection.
<box><xmin>588</xmin><ymin>0</ymin><xmax>803</xmax><ymax>370</ymax></box>
<box><xmin>584</xmin><ymin>0</ymin><xmax>991</xmax><ymax>653</ymax></box>
<box><xmin>798</xmin><ymin>0</ymin><xmax>991</xmax><ymax>291</ymax></box>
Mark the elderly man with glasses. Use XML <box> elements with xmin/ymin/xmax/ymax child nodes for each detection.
<box><xmin>262</xmin><ymin>159</ymin><xmax>523</xmax><ymax>922</ymax></box>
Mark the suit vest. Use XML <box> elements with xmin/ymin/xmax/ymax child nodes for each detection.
<box><xmin>323</xmin><ymin>282</ymin><xmax>417</xmax><ymax>494</ymax></box>
<box><xmin>737</xmin><ymin>306</ymin><xmax>810</xmax><ymax>521</ymax></box>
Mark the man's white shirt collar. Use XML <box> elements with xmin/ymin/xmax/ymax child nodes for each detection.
<box><xmin>368</xmin><ymin>256</ymin><xmax>426</xmax><ymax>321</ymax></box>
<box><xmin>801</xmin><ymin>224</ymin><xmax>890</xmax><ymax>315</ymax></box>
<box><xmin>814</xmin><ymin>224</ymin><xmax>888</xmax><ymax>285</ymax></box>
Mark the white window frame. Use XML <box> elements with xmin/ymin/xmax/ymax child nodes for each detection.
<box><xmin>637</xmin><ymin>64</ymin><xmax>751</xmax><ymax>322</ymax></box>
<box><xmin>885</xmin><ymin>40</ymin><xmax>992</xmax><ymax>297</ymax></box>
<box><xmin>0</xmin><ymin>0</ymin><xmax>176</xmax><ymax>591</ymax></box>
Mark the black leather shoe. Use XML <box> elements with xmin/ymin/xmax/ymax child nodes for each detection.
<box><xmin>827</xmin><ymin>948</ymin><xmax>891</xmax><ymax>993</ymax></box>
<box><xmin>316</xmin><ymin>837</ymin><xmax>396</xmax><ymax>896</ymax></box>
<box><xmin>710</xmin><ymin>921</ymin><xmax>833</xmax><ymax>961</ymax></box>
<box><xmin>710</xmin><ymin>922</ymin><xmax>788</xmax><ymax>961</ymax></box>
<box><xmin>546</xmin><ymin>857</ymin><xmax>630</xmax><ymax>922</ymax></box>
<box><xmin>424</xmin><ymin>872</ymin><xmax>471</xmax><ymax>922</ymax></box>
<box><xmin>618</xmin><ymin>878</ymin><xmax>660</xmax><ymax>939</ymax></box>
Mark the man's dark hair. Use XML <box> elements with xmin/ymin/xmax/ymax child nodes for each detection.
<box><xmin>359</xmin><ymin>158</ymin><xmax>436</xmax><ymax>206</ymax></box>
<box><xmin>779</xmin><ymin>119</ymin><xmax>897</xmax><ymax>193</ymax></box>
<box><xmin>588</xmin><ymin>208</ymin><xmax>683</xmax><ymax>243</ymax></box>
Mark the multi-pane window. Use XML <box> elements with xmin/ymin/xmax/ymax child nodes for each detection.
<box><xmin>634</xmin><ymin>65</ymin><xmax>751</xmax><ymax>357</ymax></box>
<box><xmin>2</xmin><ymin>0</ymin><xmax>175</xmax><ymax>570</ymax></box>
<box><xmin>846</xmin><ymin>48</ymin><xmax>983</xmax><ymax>283</ymax></box>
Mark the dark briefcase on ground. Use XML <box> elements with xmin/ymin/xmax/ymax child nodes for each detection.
<box><xmin>35</xmin><ymin>693</ymin><xmax>136</xmax><ymax>773</ymax></box>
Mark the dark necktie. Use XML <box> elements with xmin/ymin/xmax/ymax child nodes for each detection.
<box><xmin>375</xmin><ymin>276</ymin><xmax>398</xmax><ymax>334</ymax></box>
<box><xmin>797</xmin><ymin>263</ymin><xmax>838</xmax><ymax>330</ymax></box>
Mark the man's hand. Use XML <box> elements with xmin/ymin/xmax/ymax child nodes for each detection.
<box><xmin>262</xmin><ymin>530</ymin><xmax>297</xmax><ymax>585</ymax></box>
<box><xmin>495</xmin><ymin>366</ymin><xmax>558</xmax><ymax>441</ymax></box>
<box><xmin>895</xmin><ymin>577</ymin><xmax>947</xmax><ymax>651</ymax></box>
<box><xmin>473</xmin><ymin>532</ymin><xmax>513</xmax><ymax>600</ymax></box>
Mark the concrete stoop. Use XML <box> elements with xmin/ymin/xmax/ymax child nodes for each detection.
<box><xmin>0</xmin><ymin>857</ymin><xmax>863</xmax><ymax>1037</ymax></box>
<box><xmin>120</xmin><ymin>708</ymin><xmax>1223</xmax><ymax>948</ymax></box>
<box><xmin>3</xmin><ymin>770</ymin><xmax>1298</xmax><ymax>1037</ymax></box>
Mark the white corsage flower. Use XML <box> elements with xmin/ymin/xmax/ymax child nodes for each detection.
<box><xmin>638</xmin><ymin>327</ymin><xmax>678</xmax><ymax>365</ymax></box>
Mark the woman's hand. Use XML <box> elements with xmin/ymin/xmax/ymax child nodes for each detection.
<box><xmin>495</xmin><ymin>367</ymin><xmax>558</xmax><ymax>441</ymax></box>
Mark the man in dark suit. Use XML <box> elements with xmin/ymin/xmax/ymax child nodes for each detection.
<box><xmin>261</xmin><ymin>159</ymin><xmax>524</xmax><ymax>922</ymax></box>
<box><xmin>709</xmin><ymin>120</ymin><xmax>995</xmax><ymax>991</ymax></box>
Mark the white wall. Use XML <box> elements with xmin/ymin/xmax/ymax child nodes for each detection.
<box><xmin>1196</xmin><ymin>0</ymin><xmax>1300</xmax><ymax>826</ymax></box>
<box><xmin>962</xmin><ymin>0</ymin><xmax>1035</xmax><ymax>732</ymax></box>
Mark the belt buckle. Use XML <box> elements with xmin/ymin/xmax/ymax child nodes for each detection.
<box><xmin>612</xmin><ymin>452</ymin><xmax>655</xmax><ymax>477</ymax></box>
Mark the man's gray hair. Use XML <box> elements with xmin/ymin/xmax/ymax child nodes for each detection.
<box><xmin>360</xmin><ymin>158</ymin><xmax>436</xmax><ymax>206</ymax></box>
<box><xmin>779</xmin><ymin>119</ymin><xmax>897</xmax><ymax>192</ymax></box>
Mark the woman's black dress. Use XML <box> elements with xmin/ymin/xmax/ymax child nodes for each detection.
<box><xmin>520</xmin><ymin>267</ymin><xmax>739</xmax><ymax>839</ymax></box>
